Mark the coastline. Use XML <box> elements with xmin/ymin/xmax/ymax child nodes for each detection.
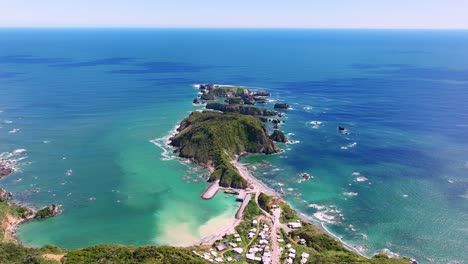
<box><xmin>232</xmin><ymin>160</ymin><xmax>369</xmax><ymax>258</ymax></box>
<box><xmin>0</xmin><ymin>195</ymin><xmax>36</xmax><ymax>245</ymax></box>
<box><xmin>296</xmin><ymin>208</ymin><xmax>368</xmax><ymax>258</ymax></box>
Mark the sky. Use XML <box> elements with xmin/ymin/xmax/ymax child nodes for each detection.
<box><xmin>1</xmin><ymin>0</ymin><xmax>468</xmax><ymax>29</ymax></box>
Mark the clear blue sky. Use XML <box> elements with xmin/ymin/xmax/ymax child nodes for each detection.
<box><xmin>1</xmin><ymin>0</ymin><xmax>467</xmax><ymax>29</ymax></box>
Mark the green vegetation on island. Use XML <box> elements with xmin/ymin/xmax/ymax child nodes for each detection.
<box><xmin>170</xmin><ymin>111</ymin><xmax>279</xmax><ymax>188</ymax></box>
<box><xmin>205</xmin><ymin>103</ymin><xmax>277</xmax><ymax>116</ymax></box>
<box><xmin>35</xmin><ymin>204</ymin><xmax>60</xmax><ymax>219</ymax></box>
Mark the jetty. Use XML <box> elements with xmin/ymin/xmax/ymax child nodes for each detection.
<box><xmin>200</xmin><ymin>180</ymin><xmax>220</xmax><ymax>200</ymax></box>
<box><xmin>235</xmin><ymin>193</ymin><xmax>252</xmax><ymax>219</ymax></box>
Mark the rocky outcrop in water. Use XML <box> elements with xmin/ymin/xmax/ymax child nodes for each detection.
<box><xmin>254</xmin><ymin>90</ymin><xmax>270</xmax><ymax>96</ymax></box>
<box><xmin>269</xmin><ymin>130</ymin><xmax>288</xmax><ymax>143</ymax></box>
<box><xmin>241</xmin><ymin>95</ymin><xmax>256</xmax><ymax>105</ymax></box>
<box><xmin>274</xmin><ymin>103</ymin><xmax>290</xmax><ymax>109</ymax></box>
<box><xmin>0</xmin><ymin>159</ymin><xmax>15</xmax><ymax>178</ymax></box>
<box><xmin>35</xmin><ymin>204</ymin><xmax>61</xmax><ymax>219</ymax></box>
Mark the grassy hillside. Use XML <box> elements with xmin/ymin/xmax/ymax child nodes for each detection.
<box><xmin>171</xmin><ymin>111</ymin><xmax>279</xmax><ymax>188</ymax></box>
<box><xmin>62</xmin><ymin>245</ymin><xmax>206</xmax><ymax>264</ymax></box>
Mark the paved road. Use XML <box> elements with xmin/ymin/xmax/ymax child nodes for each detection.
<box><xmin>271</xmin><ymin>207</ymin><xmax>281</xmax><ymax>264</ymax></box>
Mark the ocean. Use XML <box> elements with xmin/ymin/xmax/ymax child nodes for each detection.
<box><xmin>0</xmin><ymin>29</ymin><xmax>467</xmax><ymax>263</ymax></box>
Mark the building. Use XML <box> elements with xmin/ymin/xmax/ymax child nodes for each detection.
<box><xmin>246</xmin><ymin>253</ymin><xmax>256</xmax><ymax>260</ymax></box>
<box><xmin>216</xmin><ymin>243</ymin><xmax>226</xmax><ymax>251</ymax></box>
<box><xmin>232</xmin><ymin>247</ymin><xmax>243</xmax><ymax>254</ymax></box>
<box><xmin>288</xmin><ymin>222</ymin><xmax>302</xmax><ymax>229</ymax></box>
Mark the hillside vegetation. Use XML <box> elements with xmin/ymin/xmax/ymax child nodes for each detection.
<box><xmin>170</xmin><ymin>111</ymin><xmax>279</xmax><ymax>188</ymax></box>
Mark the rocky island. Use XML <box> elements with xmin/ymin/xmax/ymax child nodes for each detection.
<box><xmin>171</xmin><ymin>84</ymin><xmax>290</xmax><ymax>190</ymax></box>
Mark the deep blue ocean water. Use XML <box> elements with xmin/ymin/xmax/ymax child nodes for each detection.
<box><xmin>0</xmin><ymin>29</ymin><xmax>467</xmax><ymax>263</ymax></box>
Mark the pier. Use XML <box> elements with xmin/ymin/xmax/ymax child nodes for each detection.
<box><xmin>235</xmin><ymin>193</ymin><xmax>252</xmax><ymax>219</ymax></box>
<box><xmin>200</xmin><ymin>180</ymin><xmax>220</xmax><ymax>200</ymax></box>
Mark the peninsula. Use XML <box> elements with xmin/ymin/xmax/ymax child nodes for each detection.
<box><xmin>0</xmin><ymin>84</ymin><xmax>415</xmax><ymax>263</ymax></box>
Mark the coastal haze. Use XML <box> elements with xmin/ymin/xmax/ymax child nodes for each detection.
<box><xmin>1</xmin><ymin>29</ymin><xmax>468</xmax><ymax>264</ymax></box>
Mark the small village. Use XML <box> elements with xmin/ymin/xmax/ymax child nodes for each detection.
<box><xmin>193</xmin><ymin>188</ymin><xmax>314</xmax><ymax>264</ymax></box>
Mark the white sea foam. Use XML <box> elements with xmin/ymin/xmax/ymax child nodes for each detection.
<box><xmin>16</xmin><ymin>156</ymin><xmax>28</xmax><ymax>162</ymax></box>
<box><xmin>43</xmin><ymin>140</ymin><xmax>50</xmax><ymax>144</ymax></box>
<box><xmin>355</xmin><ymin>176</ymin><xmax>368</xmax><ymax>182</ymax></box>
<box><xmin>287</xmin><ymin>132</ymin><xmax>295</xmax><ymax>136</ymax></box>
<box><xmin>308</xmin><ymin>203</ymin><xmax>325</xmax><ymax>210</ymax></box>
<box><xmin>287</xmin><ymin>140</ymin><xmax>300</xmax><ymax>145</ymax></box>
<box><xmin>313</xmin><ymin>212</ymin><xmax>337</xmax><ymax>224</ymax></box>
<box><xmin>309</xmin><ymin>120</ymin><xmax>322</xmax><ymax>129</ymax></box>
<box><xmin>311</xmin><ymin>204</ymin><xmax>343</xmax><ymax>225</ymax></box>
<box><xmin>341</xmin><ymin>142</ymin><xmax>357</xmax><ymax>150</ymax></box>
<box><xmin>380</xmin><ymin>248</ymin><xmax>401</xmax><ymax>258</ymax></box>
<box><xmin>355</xmin><ymin>245</ymin><xmax>368</xmax><ymax>252</ymax></box>
<box><xmin>303</xmin><ymin>106</ymin><xmax>313</xmax><ymax>111</ymax></box>
<box><xmin>402</xmin><ymin>194</ymin><xmax>409</xmax><ymax>198</ymax></box>
<box><xmin>3</xmin><ymin>120</ymin><xmax>13</xmax><ymax>124</ymax></box>
<box><xmin>149</xmin><ymin>123</ymin><xmax>181</xmax><ymax>161</ymax></box>
<box><xmin>13</xmin><ymin>149</ymin><xmax>27</xmax><ymax>155</ymax></box>
<box><xmin>310</xmin><ymin>121</ymin><xmax>322</xmax><ymax>125</ymax></box>
<box><xmin>8</xmin><ymin>128</ymin><xmax>19</xmax><ymax>134</ymax></box>
<box><xmin>352</xmin><ymin>172</ymin><xmax>360</xmax><ymax>176</ymax></box>
<box><xmin>343</xmin><ymin>192</ymin><xmax>358</xmax><ymax>197</ymax></box>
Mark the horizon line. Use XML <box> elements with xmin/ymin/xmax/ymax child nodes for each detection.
<box><xmin>1</xmin><ymin>26</ymin><xmax>468</xmax><ymax>31</ymax></box>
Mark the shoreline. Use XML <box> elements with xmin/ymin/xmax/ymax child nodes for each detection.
<box><xmin>295</xmin><ymin>209</ymin><xmax>368</xmax><ymax>258</ymax></box>
<box><xmin>232</xmin><ymin>160</ymin><xmax>368</xmax><ymax>258</ymax></box>
<box><xmin>0</xmin><ymin>196</ymin><xmax>37</xmax><ymax>245</ymax></box>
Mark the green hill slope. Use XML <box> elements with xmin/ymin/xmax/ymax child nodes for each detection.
<box><xmin>170</xmin><ymin>111</ymin><xmax>279</xmax><ymax>188</ymax></box>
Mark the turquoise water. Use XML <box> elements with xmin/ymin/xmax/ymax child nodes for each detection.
<box><xmin>0</xmin><ymin>29</ymin><xmax>467</xmax><ymax>263</ymax></box>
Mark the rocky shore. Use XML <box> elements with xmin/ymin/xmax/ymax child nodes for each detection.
<box><xmin>0</xmin><ymin>158</ymin><xmax>61</xmax><ymax>244</ymax></box>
